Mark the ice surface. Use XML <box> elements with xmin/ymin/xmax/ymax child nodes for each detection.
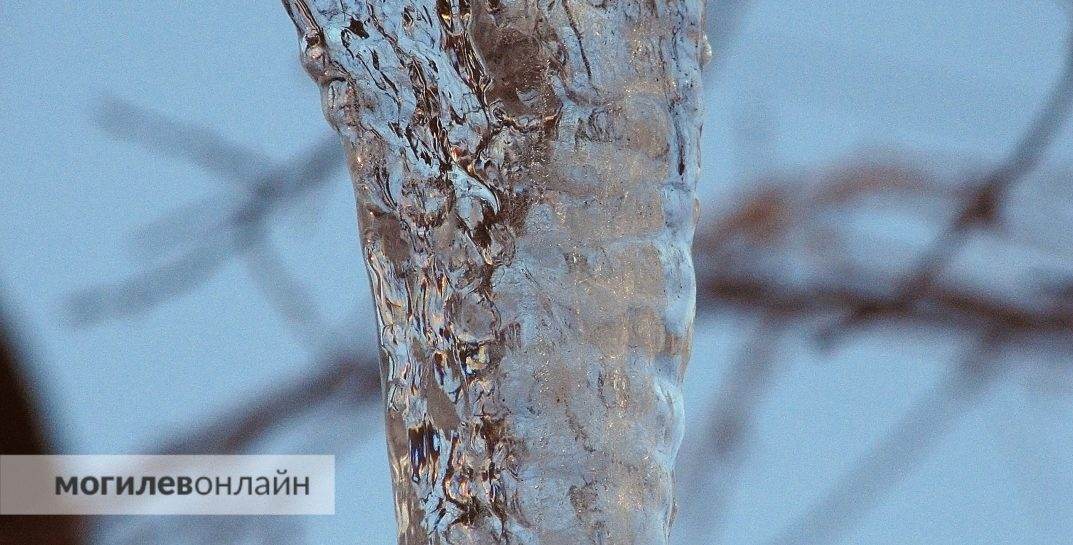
<box><xmin>284</xmin><ymin>1</ymin><xmax>707</xmax><ymax>542</ymax></box>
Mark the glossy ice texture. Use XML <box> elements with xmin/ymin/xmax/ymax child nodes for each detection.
<box><xmin>284</xmin><ymin>0</ymin><xmax>706</xmax><ymax>542</ymax></box>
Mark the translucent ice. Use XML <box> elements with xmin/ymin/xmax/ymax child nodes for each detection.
<box><xmin>283</xmin><ymin>1</ymin><xmax>707</xmax><ymax>542</ymax></box>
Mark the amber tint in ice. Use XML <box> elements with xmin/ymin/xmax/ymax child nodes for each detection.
<box><xmin>284</xmin><ymin>1</ymin><xmax>707</xmax><ymax>542</ymax></box>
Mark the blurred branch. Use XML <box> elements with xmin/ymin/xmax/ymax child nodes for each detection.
<box><xmin>72</xmin><ymin>16</ymin><xmax>1073</xmax><ymax>541</ymax></box>
<box><xmin>79</xmin><ymin>96</ymin><xmax>1073</xmax><ymax>464</ymax></box>
<box><xmin>0</xmin><ymin>306</ymin><xmax>85</xmax><ymax>545</ymax></box>
<box><xmin>72</xmin><ymin>99</ymin><xmax>378</xmax><ymax>466</ymax></box>
<box><xmin>829</xmin><ymin>27</ymin><xmax>1073</xmax><ymax>335</ymax></box>
<box><xmin>690</xmin><ymin>156</ymin><xmax>1073</xmax><ymax>544</ymax></box>
<box><xmin>71</xmin><ymin>99</ymin><xmax>344</xmax><ymax>349</ymax></box>
<box><xmin>157</xmin><ymin>350</ymin><xmax>380</xmax><ymax>455</ymax></box>
<box><xmin>91</xmin><ymin>348</ymin><xmax>379</xmax><ymax>545</ymax></box>
<box><xmin>68</xmin><ymin>237</ymin><xmax>234</xmax><ymax>326</ymax></box>
<box><xmin>241</xmin><ymin>238</ymin><xmax>329</xmax><ymax>350</ymax></box>
<box><xmin>96</xmin><ymin>96</ymin><xmax>273</xmax><ymax>184</ymax></box>
<box><xmin>684</xmin><ymin>18</ymin><xmax>1073</xmax><ymax>542</ymax></box>
<box><xmin>762</xmin><ymin>333</ymin><xmax>1007</xmax><ymax>545</ymax></box>
<box><xmin>677</xmin><ymin>312</ymin><xmax>786</xmax><ymax>544</ymax></box>
<box><xmin>698</xmin><ymin>270</ymin><xmax>1073</xmax><ymax>337</ymax></box>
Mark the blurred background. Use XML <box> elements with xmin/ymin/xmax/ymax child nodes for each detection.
<box><xmin>2</xmin><ymin>1</ymin><xmax>1073</xmax><ymax>544</ymax></box>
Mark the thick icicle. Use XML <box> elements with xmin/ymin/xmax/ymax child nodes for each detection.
<box><xmin>283</xmin><ymin>0</ymin><xmax>706</xmax><ymax>543</ymax></box>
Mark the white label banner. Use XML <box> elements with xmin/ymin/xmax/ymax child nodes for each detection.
<box><xmin>0</xmin><ymin>455</ymin><xmax>335</xmax><ymax>515</ymax></box>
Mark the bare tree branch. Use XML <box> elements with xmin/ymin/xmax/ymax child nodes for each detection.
<box><xmin>241</xmin><ymin>238</ymin><xmax>330</xmax><ymax>351</ymax></box>
<box><xmin>685</xmin><ymin>23</ymin><xmax>1073</xmax><ymax>536</ymax></box>
<box><xmin>829</xmin><ymin>26</ymin><xmax>1073</xmax><ymax>334</ymax></box>
<box><xmin>70</xmin><ymin>103</ymin><xmax>343</xmax><ymax>332</ymax></box>
<box><xmin>96</xmin><ymin>96</ymin><xmax>274</xmax><ymax>185</ymax></box>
